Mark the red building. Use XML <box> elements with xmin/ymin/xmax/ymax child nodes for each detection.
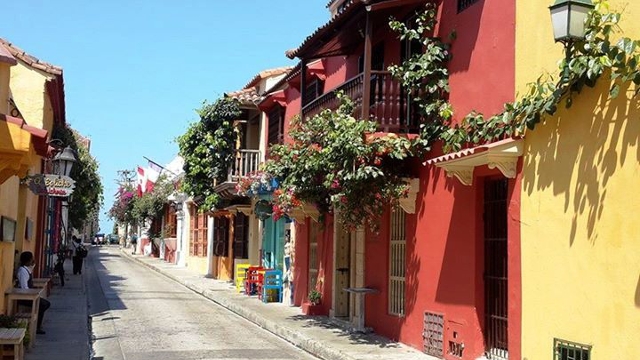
<box><xmin>265</xmin><ymin>0</ymin><xmax>522</xmax><ymax>359</ymax></box>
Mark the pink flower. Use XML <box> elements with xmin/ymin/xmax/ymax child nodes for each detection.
<box><xmin>331</xmin><ymin>179</ymin><xmax>340</xmax><ymax>189</ymax></box>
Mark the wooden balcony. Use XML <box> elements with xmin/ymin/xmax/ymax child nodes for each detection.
<box><xmin>301</xmin><ymin>71</ymin><xmax>419</xmax><ymax>133</ymax></box>
<box><xmin>215</xmin><ymin>149</ymin><xmax>262</xmax><ymax>199</ymax></box>
<box><xmin>228</xmin><ymin>149</ymin><xmax>261</xmax><ymax>182</ymax></box>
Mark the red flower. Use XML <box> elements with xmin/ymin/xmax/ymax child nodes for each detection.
<box><xmin>373</xmin><ymin>157</ymin><xmax>382</xmax><ymax>166</ymax></box>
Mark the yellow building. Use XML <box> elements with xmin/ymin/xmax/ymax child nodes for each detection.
<box><xmin>517</xmin><ymin>1</ymin><xmax>640</xmax><ymax>359</ymax></box>
<box><xmin>0</xmin><ymin>38</ymin><xmax>66</xmax><ymax>313</ymax></box>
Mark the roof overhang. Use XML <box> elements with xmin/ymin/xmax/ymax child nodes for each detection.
<box><xmin>425</xmin><ymin>139</ymin><xmax>524</xmax><ymax>186</ymax></box>
<box><xmin>0</xmin><ymin>114</ymin><xmax>49</xmax><ymax>183</ymax></box>
<box><xmin>258</xmin><ymin>90</ymin><xmax>287</xmax><ymax>111</ymax></box>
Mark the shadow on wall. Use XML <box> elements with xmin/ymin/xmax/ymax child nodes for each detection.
<box><xmin>636</xmin><ymin>274</ymin><xmax>640</xmax><ymax>308</ymax></box>
<box><xmin>523</xmin><ymin>81</ymin><xmax>640</xmax><ymax>245</ymax></box>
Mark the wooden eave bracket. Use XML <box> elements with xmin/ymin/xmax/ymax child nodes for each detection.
<box><xmin>434</xmin><ymin>139</ymin><xmax>523</xmax><ymax>186</ymax></box>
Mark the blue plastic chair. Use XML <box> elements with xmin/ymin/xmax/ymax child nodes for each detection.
<box><xmin>261</xmin><ymin>269</ymin><xmax>283</xmax><ymax>303</ymax></box>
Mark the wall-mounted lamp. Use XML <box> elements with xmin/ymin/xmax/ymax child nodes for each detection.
<box><xmin>550</xmin><ymin>0</ymin><xmax>594</xmax><ymax>44</ymax></box>
<box><xmin>52</xmin><ymin>146</ymin><xmax>77</xmax><ymax>177</ymax></box>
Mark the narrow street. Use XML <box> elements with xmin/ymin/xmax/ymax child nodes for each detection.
<box><xmin>86</xmin><ymin>246</ymin><xmax>318</xmax><ymax>360</ymax></box>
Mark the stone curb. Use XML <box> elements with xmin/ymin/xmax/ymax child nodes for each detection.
<box><xmin>120</xmin><ymin>250</ymin><xmax>354</xmax><ymax>360</ymax></box>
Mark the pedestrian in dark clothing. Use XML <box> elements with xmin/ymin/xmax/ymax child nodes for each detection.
<box><xmin>16</xmin><ymin>251</ymin><xmax>50</xmax><ymax>335</ymax></box>
<box><xmin>71</xmin><ymin>236</ymin><xmax>85</xmax><ymax>275</ymax></box>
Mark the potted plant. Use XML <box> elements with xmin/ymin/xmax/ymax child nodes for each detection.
<box><xmin>302</xmin><ymin>290</ymin><xmax>323</xmax><ymax>316</ymax></box>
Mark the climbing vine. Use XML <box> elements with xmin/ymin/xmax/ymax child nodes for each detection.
<box><xmin>391</xmin><ymin>0</ymin><xmax>640</xmax><ymax>154</ymax></box>
<box><xmin>177</xmin><ymin>98</ymin><xmax>240</xmax><ymax>211</ymax></box>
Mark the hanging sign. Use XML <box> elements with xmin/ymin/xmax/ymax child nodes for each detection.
<box><xmin>23</xmin><ymin>174</ymin><xmax>76</xmax><ymax>197</ymax></box>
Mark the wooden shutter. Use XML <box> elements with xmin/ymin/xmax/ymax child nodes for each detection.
<box><xmin>233</xmin><ymin>213</ymin><xmax>249</xmax><ymax>259</ymax></box>
<box><xmin>388</xmin><ymin>205</ymin><xmax>406</xmax><ymax>316</ymax></box>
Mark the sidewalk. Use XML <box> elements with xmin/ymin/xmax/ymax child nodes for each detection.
<box><xmin>121</xmin><ymin>250</ymin><xmax>437</xmax><ymax>360</ymax></box>
<box><xmin>26</xmin><ymin>252</ymin><xmax>89</xmax><ymax>360</ymax></box>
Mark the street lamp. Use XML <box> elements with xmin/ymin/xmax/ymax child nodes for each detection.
<box><xmin>549</xmin><ymin>0</ymin><xmax>594</xmax><ymax>43</ymax></box>
<box><xmin>52</xmin><ymin>146</ymin><xmax>77</xmax><ymax>177</ymax></box>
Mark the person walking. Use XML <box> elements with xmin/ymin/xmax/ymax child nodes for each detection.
<box><xmin>16</xmin><ymin>251</ymin><xmax>50</xmax><ymax>335</ymax></box>
<box><xmin>71</xmin><ymin>236</ymin><xmax>86</xmax><ymax>275</ymax></box>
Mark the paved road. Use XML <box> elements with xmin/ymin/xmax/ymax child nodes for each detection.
<box><xmin>86</xmin><ymin>246</ymin><xmax>318</xmax><ymax>360</ymax></box>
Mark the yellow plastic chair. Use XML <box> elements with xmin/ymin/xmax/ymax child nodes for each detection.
<box><xmin>235</xmin><ymin>263</ymin><xmax>251</xmax><ymax>292</ymax></box>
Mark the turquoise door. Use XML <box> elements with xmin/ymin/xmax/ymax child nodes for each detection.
<box><xmin>262</xmin><ymin>217</ymin><xmax>286</xmax><ymax>270</ymax></box>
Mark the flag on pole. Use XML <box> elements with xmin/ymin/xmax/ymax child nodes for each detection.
<box><xmin>136</xmin><ymin>167</ymin><xmax>145</xmax><ymax>197</ymax></box>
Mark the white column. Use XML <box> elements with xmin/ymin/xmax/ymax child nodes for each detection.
<box><xmin>205</xmin><ymin>215</ymin><xmax>215</xmax><ymax>278</ymax></box>
<box><xmin>177</xmin><ymin>200</ymin><xmax>190</xmax><ymax>267</ymax></box>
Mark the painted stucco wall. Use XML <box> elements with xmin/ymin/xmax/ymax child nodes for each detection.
<box><xmin>9</xmin><ymin>62</ymin><xmax>55</xmax><ymax>132</ymax></box>
<box><xmin>518</xmin><ymin>1</ymin><xmax>640</xmax><ymax>359</ymax></box>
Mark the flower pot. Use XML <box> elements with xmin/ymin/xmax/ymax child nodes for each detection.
<box><xmin>302</xmin><ymin>302</ymin><xmax>324</xmax><ymax>316</ymax></box>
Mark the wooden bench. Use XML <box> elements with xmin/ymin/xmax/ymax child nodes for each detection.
<box><xmin>0</xmin><ymin>328</ymin><xmax>25</xmax><ymax>360</ymax></box>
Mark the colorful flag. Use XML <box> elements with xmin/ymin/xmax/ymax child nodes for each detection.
<box><xmin>136</xmin><ymin>167</ymin><xmax>144</xmax><ymax>197</ymax></box>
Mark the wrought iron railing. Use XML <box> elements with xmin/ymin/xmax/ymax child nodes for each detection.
<box><xmin>301</xmin><ymin>70</ymin><xmax>418</xmax><ymax>133</ymax></box>
<box><xmin>228</xmin><ymin>149</ymin><xmax>261</xmax><ymax>182</ymax></box>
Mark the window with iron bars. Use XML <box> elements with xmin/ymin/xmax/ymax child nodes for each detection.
<box><xmin>554</xmin><ymin>339</ymin><xmax>591</xmax><ymax>360</ymax></box>
<box><xmin>308</xmin><ymin>221</ymin><xmax>320</xmax><ymax>292</ymax></box>
<box><xmin>388</xmin><ymin>205</ymin><xmax>406</xmax><ymax>316</ymax></box>
<box><xmin>457</xmin><ymin>0</ymin><xmax>479</xmax><ymax>13</ymax></box>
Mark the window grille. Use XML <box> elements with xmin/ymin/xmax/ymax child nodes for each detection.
<box><xmin>308</xmin><ymin>221</ymin><xmax>320</xmax><ymax>291</ymax></box>
<box><xmin>268</xmin><ymin>105</ymin><xmax>285</xmax><ymax>146</ymax></box>
<box><xmin>388</xmin><ymin>205</ymin><xmax>406</xmax><ymax>316</ymax></box>
<box><xmin>554</xmin><ymin>339</ymin><xmax>591</xmax><ymax>360</ymax></box>
<box><xmin>189</xmin><ymin>206</ymin><xmax>208</xmax><ymax>257</ymax></box>
<box><xmin>457</xmin><ymin>0</ymin><xmax>479</xmax><ymax>13</ymax></box>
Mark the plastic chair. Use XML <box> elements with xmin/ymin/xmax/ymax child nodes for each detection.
<box><xmin>244</xmin><ymin>266</ymin><xmax>264</xmax><ymax>295</ymax></box>
<box><xmin>260</xmin><ymin>269</ymin><xmax>283</xmax><ymax>303</ymax></box>
<box><xmin>235</xmin><ymin>263</ymin><xmax>251</xmax><ymax>293</ymax></box>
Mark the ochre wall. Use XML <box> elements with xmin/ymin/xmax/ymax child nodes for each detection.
<box><xmin>518</xmin><ymin>1</ymin><xmax>640</xmax><ymax>359</ymax></box>
<box><xmin>9</xmin><ymin>63</ymin><xmax>51</xmax><ymax>130</ymax></box>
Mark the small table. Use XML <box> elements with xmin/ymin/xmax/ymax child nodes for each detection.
<box><xmin>0</xmin><ymin>327</ymin><xmax>25</xmax><ymax>360</ymax></box>
<box><xmin>5</xmin><ymin>289</ymin><xmax>42</xmax><ymax>317</ymax></box>
<box><xmin>343</xmin><ymin>287</ymin><xmax>378</xmax><ymax>333</ymax></box>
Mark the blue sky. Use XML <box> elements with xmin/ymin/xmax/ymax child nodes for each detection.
<box><xmin>4</xmin><ymin>1</ymin><xmax>328</xmax><ymax>233</ymax></box>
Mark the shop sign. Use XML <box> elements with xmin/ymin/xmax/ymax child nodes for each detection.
<box><xmin>24</xmin><ymin>174</ymin><xmax>76</xmax><ymax>197</ymax></box>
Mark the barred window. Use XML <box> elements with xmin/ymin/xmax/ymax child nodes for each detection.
<box><xmin>233</xmin><ymin>213</ymin><xmax>249</xmax><ymax>259</ymax></box>
<box><xmin>308</xmin><ymin>221</ymin><xmax>320</xmax><ymax>291</ymax></box>
<box><xmin>554</xmin><ymin>339</ymin><xmax>591</xmax><ymax>360</ymax></box>
<box><xmin>388</xmin><ymin>205</ymin><xmax>406</xmax><ymax>316</ymax></box>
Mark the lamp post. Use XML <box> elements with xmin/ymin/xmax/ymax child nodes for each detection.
<box><xmin>50</xmin><ymin>146</ymin><xmax>77</xmax><ymax>272</ymax></box>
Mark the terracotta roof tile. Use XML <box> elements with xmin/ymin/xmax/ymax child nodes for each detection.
<box><xmin>225</xmin><ymin>88</ymin><xmax>262</xmax><ymax>105</ymax></box>
<box><xmin>0</xmin><ymin>44</ymin><xmax>16</xmax><ymax>65</ymax></box>
<box><xmin>243</xmin><ymin>66</ymin><xmax>294</xmax><ymax>90</ymax></box>
<box><xmin>0</xmin><ymin>38</ymin><xmax>62</xmax><ymax>75</ymax></box>
<box><xmin>286</xmin><ymin>0</ymin><xmax>361</xmax><ymax>59</ymax></box>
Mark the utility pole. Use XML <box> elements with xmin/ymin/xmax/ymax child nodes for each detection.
<box><xmin>115</xmin><ymin>169</ymin><xmax>136</xmax><ymax>247</ymax></box>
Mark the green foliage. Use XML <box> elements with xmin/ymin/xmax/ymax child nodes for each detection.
<box><xmin>392</xmin><ymin>1</ymin><xmax>640</xmax><ymax>154</ymax></box>
<box><xmin>51</xmin><ymin>125</ymin><xmax>104</xmax><ymax>230</ymax></box>
<box><xmin>389</xmin><ymin>3</ymin><xmax>453</xmax><ymax>153</ymax></box>
<box><xmin>131</xmin><ymin>175</ymin><xmax>173</xmax><ymax>222</ymax></box>
<box><xmin>177</xmin><ymin>98</ymin><xmax>240</xmax><ymax>211</ymax></box>
<box><xmin>263</xmin><ymin>94</ymin><xmax>413</xmax><ymax>231</ymax></box>
<box><xmin>308</xmin><ymin>289</ymin><xmax>321</xmax><ymax>305</ymax></box>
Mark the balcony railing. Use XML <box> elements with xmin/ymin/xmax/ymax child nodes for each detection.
<box><xmin>301</xmin><ymin>70</ymin><xmax>418</xmax><ymax>133</ymax></box>
<box><xmin>228</xmin><ymin>149</ymin><xmax>261</xmax><ymax>182</ymax></box>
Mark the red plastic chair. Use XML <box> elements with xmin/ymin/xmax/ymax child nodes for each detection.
<box><xmin>244</xmin><ymin>266</ymin><xmax>264</xmax><ymax>295</ymax></box>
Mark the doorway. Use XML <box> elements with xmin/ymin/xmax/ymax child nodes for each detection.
<box><xmin>333</xmin><ymin>225</ymin><xmax>351</xmax><ymax>319</ymax></box>
<box><xmin>483</xmin><ymin>179</ymin><xmax>509</xmax><ymax>359</ymax></box>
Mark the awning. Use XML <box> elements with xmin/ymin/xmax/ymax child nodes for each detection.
<box><xmin>0</xmin><ymin>114</ymin><xmax>48</xmax><ymax>183</ymax></box>
<box><xmin>425</xmin><ymin>138</ymin><xmax>523</xmax><ymax>186</ymax></box>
